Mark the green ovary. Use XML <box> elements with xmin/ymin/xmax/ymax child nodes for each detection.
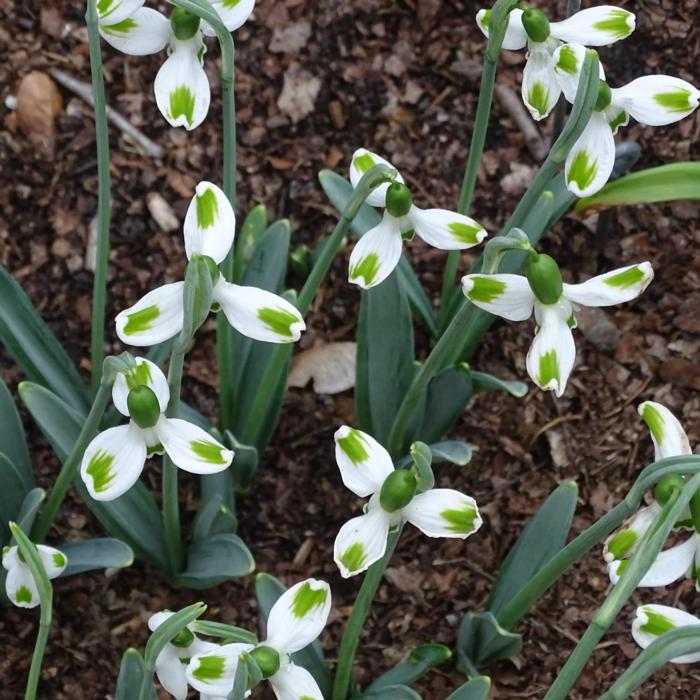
<box><xmin>607</xmin><ymin>529</ymin><xmax>637</xmax><ymax>559</ymax></box>
<box><xmin>354</xmin><ymin>152</ymin><xmax>376</xmax><ymax>173</ymax></box>
<box><xmin>537</xmin><ymin>350</ymin><xmax>560</xmax><ymax>389</ymax></box>
<box><xmin>567</xmin><ymin>150</ymin><xmax>598</xmax><ymax>191</ymax></box>
<box><xmin>441</xmin><ymin>506</ymin><xmax>478</xmax><ymax>534</ymax></box>
<box><xmin>123</xmin><ymin>305</ymin><xmax>160</xmax><ymax>336</ymax></box>
<box><xmin>192</xmin><ymin>655</ymin><xmax>226</xmax><ymax>682</ymax></box>
<box><xmin>528</xmin><ymin>82</ymin><xmax>550</xmax><ymax>117</ymax></box>
<box><xmin>86</xmin><ymin>449</ymin><xmax>115</xmax><ymax>494</ymax></box>
<box><xmin>640</xmin><ymin>609</ymin><xmax>676</xmax><ymax>636</ymax></box>
<box><xmin>291</xmin><ymin>581</ymin><xmax>328</xmax><ymax>618</ymax></box>
<box><xmin>339</xmin><ymin>543</ymin><xmax>366</xmax><ymax>573</ymax></box>
<box><xmin>654</xmin><ymin>88</ymin><xmax>694</xmax><ymax>113</ymax></box>
<box><xmin>465</xmin><ymin>276</ymin><xmax>506</xmax><ymax>304</ymax></box>
<box><xmin>593</xmin><ymin>9</ymin><xmax>633</xmax><ymax>40</ymax></box>
<box><xmin>169</xmin><ymin>86</ymin><xmax>196</xmax><ymax>126</ymax></box>
<box><xmin>258</xmin><ymin>307</ymin><xmax>299</xmax><ymax>338</ymax></box>
<box><xmin>350</xmin><ymin>253</ymin><xmax>381</xmax><ymax>287</ymax></box>
<box><xmin>603</xmin><ymin>266</ymin><xmax>645</xmax><ymax>289</ymax></box>
<box><xmin>449</xmin><ymin>222</ymin><xmax>483</xmax><ymax>244</ymax></box>
<box><xmin>337</xmin><ymin>429</ymin><xmax>370</xmax><ymax>464</ymax></box>
<box><xmin>191</xmin><ymin>440</ymin><xmax>227</xmax><ymax>465</ymax></box>
<box><xmin>196</xmin><ymin>188</ymin><xmax>219</xmax><ymax>229</ymax></box>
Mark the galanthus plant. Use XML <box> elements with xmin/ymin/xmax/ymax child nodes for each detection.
<box><xmin>631</xmin><ymin>604</ymin><xmax>700</xmax><ymax>664</ymax></box>
<box><xmin>2</xmin><ymin>543</ymin><xmax>66</xmax><ymax>608</ymax></box>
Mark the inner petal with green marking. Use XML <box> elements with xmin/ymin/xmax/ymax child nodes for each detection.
<box><xmin>257</xmin><ymin>306</ymin><xmax>300</xmax><ymax>338</ymax></box>
<box><xmin>291</xmin><ymin>582</ymin><xmax>328</xmax><ymax>618</ymax></box>
<box><xmin>53</xmin><ymin>552</ymin><xmax>66</xmax><ymax>568</ymax></box>
<box><xmin>86</xmin><ymin>449</ymin><xmax>115</xmax><ymax>494</ymax></box>
<box><xmin>338</xmin><ymin>543</ymin><xmax>366</xmax><ymax>574</ymax></box>
<box><xmin>169</xmin><ymin>86</ymin><xmax>196</xmax><ymax>126</ymax></box>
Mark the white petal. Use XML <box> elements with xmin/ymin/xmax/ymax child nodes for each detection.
<box><xmin>269</xmin><ymin>662</ymin><xmax>324</xmax><ymax>700</ymax></box>
<box><xmin>552</xmin><ymin>42</ymin><xmax>606</xmax><ymax>104</ymax></box>
<box><xmin>4</xmin><ymin>559</ymin><xmax>40</xmax><ymax>608</ymax></box>
<box><xmin>522</xmin><ymin>44</ymin><xmax>560</xmax><ymax>121</ymax></box>
<box><xmin>632</xmin><ymin>604</ymin><xmax>700</xmax><ymax>663</ymax></box>
<box><xmin>564</xmin><ymin>112</ymin><xmax>616</xmax><ymax>197</ymax></box>
<box><xmin>80</xmin><ymin>423</ymin><xmax>147</xmax><ymax>501</ymax></box>
<box><xmin>526</xmin><ymin>301</ymin><xmax>576</xmax><ymax>398</ymax></box>
<box><xmin>563</xmin><ymin>262</ymin><xmax>654</xmax><ymax>307</ymax></box>
<box><xmin>348</xmin><ymin>149</ymin><xmax>404</xmax><ymax>208</ymax></box>
<box><xmin>603</xmin><ymin>503</ymin><xmax>661</xmax><ymax>563</ymax></box>
<box><xmin>202</xmin><ymin>0</ymin><xmax>255</xmax><ymax>36</ymax></box>
<box><xmin>154</xmin><ymin>38</ymin><xmax>211</xmax><ymax>130</ymax></box>
<box><xmin>115</xmin><ymin>282</ymin><xmax>185</xmax><ymax>347</ymax></box>
<box><xmin>611</xmin><ymin>76</ymin><xmax>700</xmax><ymax>126</ymax></box>
<box><xmin>334</xmin><ymin>426</ymin><xmax>394</xmax><ymax>498</ymax></box>
<box><xmin>186</xmin><ymin>643</ymin><xmax>255</xmax><ymax>696</ymax></box>
<box><xmin>155</xmin><ymin>417</ymin><xmax>233</xmax><ymax>475</ymax></box>
<box><xmin>603</xmin><ymin>101</ymin><xmax>630</xmax><ymax>135</ymax></box>
<box><xmin>36</xmin><ymin>545</ymin><xmax>68</xmax><ymax>579</ymax></box>
<box><xmin>461</xmin><ymin>273</ymin><xmax>535</xmax><ymax>322</ymax></box>
<box><xmin>550</xmin><ymin>7</ymin><xmax>635</xmax><ymax>46</ymax></box>
<box><xmin>99</xmin><ymin>7</ymin><xmax>170</xmax><ymax>56</ymax></box>
<box><xmin>155</xmin><ymin>645</ymin><xmax>189</xmax><ymax>700</ymax></box>
<box><xmin>112</xmin><ymin>358</ymin><xmax>170</xmax><ymax>417</ymax></box>
<box><xmin>148</xmin><ymin>610</ymin><xmax>174</xmax><ymax>631</ymax></box>
<box><xmin>334</xmin><ymin>498</ymin><xmax>392</xmax><ymax>578</ymax></box>
<box><xmin>409</xmin><ymin>206</ymin><xmax>487</xmax><ymax>251</ymax></box>
<box><xmin>266</xmin><ymin>579</ymin><xmax>331</xmax><ymax>654</ymax></box>
<box><xmin>184</xmin><ymin>181</ymin><xmax>235</xmax><ymax>263</ymax></box>
<box><xmin>638</xmin><ymin>401</ymin><xmax>691</xmax><ymax>461</ymax></box>
<box><xmin>97</xmin><ymin>0</ymin><xmax>144</xmax><ymax>26</ymax></box>
<box><xmin>213</xmin><ymin>280</ymin><xmax>305</xmax><ymax>343</ymax></box>
<box><xmin>475</xmin><ymin>8</ymin><xmax>527</xmax><ymax>51</ymax></box>
<box><xmin>348</xmin><ymin>214</ymin><xmax>404</xmax><ymax>289</ymax></box>
<box><xmin>403</xmin><ymin>489</ymin><xmax>482</xmax><ymax>539</ymax></box>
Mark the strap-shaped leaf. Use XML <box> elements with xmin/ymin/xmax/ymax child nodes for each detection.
<box><xmin>0</xmin><ymin>377</ymin><xmax>32</xmax><ymax>488</ymax></box>
<box><xmin>228</xmin><ymin>657</ymin><xmax>249</xmax><ymax>700</ymax></box>
<box><xmin>366</xmin><ymin>643</ymin><xmax>451</xmax><ymax>692</ymax></box>
<box><xmin>192</xmin><ymin>493</ymin><xmax>238</xmax><ymax>541</ymax></box>
<box><xmin>233</xmin><ymin>203</ymin><xmax>268</xmax><ymax>283</ymax></box>
<box><xmin>0</xmin><ymin>264</ymin><xmax>90</xmax><ymax>412</ymax></box>
<box><xmin>57</xmin><ymin>538</ymin><xmax>134</xmax><ymax>577</ymax></box>
<box><xmin>428</xmin><ymin>441</ymin><xmax>472</xmax><ymax>466</ymax></box>
<box><xmin>144</xmin><ymin>602</ymin><xmax>206</xmax><ymax>668</ymax></box>
<box><xmin>409</xmin><ymin>443</ymin><xmax>435</xmax><ymax>492</ymax></box>
<box><xmin>470</xmin><ymin>371</ymin><xmax>528</xmax><ymax>398</ymax></box>
<box><xmin>446</xmin><ymin>676</ymin><xmax>491</xmax><ymax>700</ymax></box>
<box><xmin>457</xmin><ymin>611</ymin><xmax>522</xmax><ymax>669</ymax></box>
<box><xmin>225</xmin><ymin>431</ymin><xmax>259</xmax><ymax>494</ymax></box>
<box><xmin>0</xmin><ymin>452</ymin><xmax>30</xmax><ymax>545</ymax></box>
<box><xmin>115</xmin><ymin>649</ymin><xmax>156</xmax><ymax>700</ymax></box>
<box><xmin>191</xmin><ymin>620</ymin><xmax>257</xmax><ymax>645</ymax></box>
<box><xmin>360</xmin><ymin>686</ymin><xmax>421</xmax><ymax>700</ymax></box>
<box><xmin>15</xmin><ymin>488</ymin><xmax>46</xmax><ymax>538</ymax></box>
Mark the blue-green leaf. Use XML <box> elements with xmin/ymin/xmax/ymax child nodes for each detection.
<box><xmin>145</xmin><ymin>602</ymin><xmax>206</xmax><ymax>668</ymax></box>
<box><xmin>57</xmin><ymin>538</ymin><xmax>134</xmax><ymax>577</ymax></box>
<box><xmin>360</xmin><ymin>686</ymin><xmax>421</xmax><ymax>700</ymax></box>
<box><xmin>0</xmin><ymin>453</ymin><xmax>30</xmax><ymax>544</ymax></box>
<box><xmin>366</xmin><ymin>643</ymin><xmax>451</xmax><ymax>692</ymax></box>
<box><xmin>234</xmin><ymin>203</ymin><xmax>268</xmax><ymax>283</ymax></box>
<box><xmin>470</xmin><ymin>371</ymin><xmax>528</xmax><ymax>398</ymax></box>
<box><xmin>14</xmin><ymin>488</ymin><xmax>46</xmax><ymax>538</ymax></box>
<box><xmin>428</xmin><ymin>441</ymin><xmax>472</xmax><ymax>466</ymax></box>
<box><xmin>192</xmin><ymin>493</ymin><xmax>238</xmax><ymax>541</ymax></box>
<box><xmin>0</xmin><ymin>377</ymin><xmax>32</xmax><ymax>488</ymax></box>
<box><xmin>446</xmin><ymin>676</ymin><xmax>491</xmax><ymax>700</ymax></box>
<box><xmin>115</xmin><ymin>649</ymin><xmax>156</xmax><ymax>700</ymax></box>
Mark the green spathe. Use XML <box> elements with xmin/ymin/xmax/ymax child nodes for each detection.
<box><xmin>337</xmin><ymin>428</ymin><xmax>370</xmax><ymax>464</ymax></box>
<box><xmin>169</xmin><ymin>86</ymin><xmax>196</xmax><ymax>127</ymax></box>
<box><xmin>127</xmin><ymin>385</ymin><xmax>161</xmax><ymax>429</ymax></box>
<box><xmin>291</xmin><ymin>581</ymin><xmax>328</xmax><ymax>618</ymax></box>
<box><xmin>379</xmin><ymin>470</ymin><xmax>417</xmax><ymax>512</ymax></box>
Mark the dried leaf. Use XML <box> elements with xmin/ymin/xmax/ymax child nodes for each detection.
<box><xmin>16</xmin><ymin>70</ymin><xmax>63</xmax><ymax>159</ymax></box>
<box><xmin>147</xmin><ymin>192</ymin><xmax>180</xmax><ymax>232</ymax></box>
<box><xmin>277</xmin><ymin>62</ymin><xmax>321</xmax><ymax>123</ymax></box>
<box><xmin>287</xmin><ymin>342</ymin><xmax>356</xmax><ymax>394</ymax></box>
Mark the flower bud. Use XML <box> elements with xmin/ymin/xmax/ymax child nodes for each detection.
<box><xmin>127</xmin><ymin>386</ymin><xmax>161</xmax><ymax>429</ymax></box>
<box><xmin>380</xmin><ymin>470</ymin><xmax>418</xmax><ymax>512</ymax></box>
<box><xmin>654</xmin><ymin>474</ymin><xmax>684</xmax><ymax>506</ymax></box>
<box><xmin>170</xmin><ymin>7</ymin><xmax>201</xmax><ymax>40</ymax></box>
<box><xmin>385</xmin><ymin>183</ymin><xmax>413</xmax><ymax>218</ymax></box>
<box><xmin>595</xmin><ymin>80</ymin><xmax>612</xmax><ymax>112</ymax></box>
<box><xmin>170</xmin><ymin>626</ymin><xmax>195</xmax><ymax>648</ymax></box>
<box><xmin>250</xmin><ymin>646</ymin><xmax>280</xmax><ymax>678</ymax></box>
<box><xmin>522</xmin><ymin>8</ymin><xmax>550</xmax><ymax>43</ymax></box>
<box><xmin>526</xmin><ymin>253</ymin><xmax>563</xmax><ymax>305</ymax></box>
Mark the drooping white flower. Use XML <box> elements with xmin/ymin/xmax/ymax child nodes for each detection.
<box><xmin>552</xmin><ymin>42</ymin><xmax>700</xmax><ymax>196</ymax></box>
<box><xmin>80</xmin><ymin>357</ymin><xmax>233</xmax><ymax>501</ymax></box>
<box><xmin>462</xmin><ymin>256</ymin><xmax>653</xmax><ymax>396</ymax></box>
<box><xmin>632</xmin><ymin>604</ymin><xmax>700</xmax><ymax>663</ymax></box>
<box><xmin>115</xmin><ymin>181</ymin><xmax>305</xmax><ymax>347</ymax></box>
<box><xmin>99</xmin><ymin>1</ymin><xmax>255</xmax><ymax>129</ymax></box>
<box><xmin>186</xmin><ymin>578</ymin><xmax>331</xmax><ymax>700</ymax></box>
<box><xmin>332</xmin><ymin>427</ymin><xmax>482</xmax><ymax>578</ymax></box>
<box><xmin>2</xmin><ymin>544</ymin><xmax>66</xmax><ymax>608</ymax></box>
<box><xmin>347</xmin><ymin>149</ymin><xmax>487</xmax><ymax>289</ymax></box>
<box><xmin>476</xmin><ymin>5</ymin><xmax>635</xmax><ymax>120</ymax></box>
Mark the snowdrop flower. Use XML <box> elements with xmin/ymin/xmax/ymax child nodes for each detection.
<box><xmin>80</xmin><ymin>357</ymin><xmax>233</xmax><ymax>501</ymax></box>
<box><xmin>99</xmin><ymin>1</ymin><xmax>255</xmax><ymax>129</ymax></box>
<box><xmin>2</xmin><ymin>544</ymin><xmax>66</xmax><ymax>608</ymax></box>
<box><xmin>476</xmin><ymin>5</ymin><xmax>634</xmax><ymax>120</ymax></box>
<box><xmin>462</xmin><ymin>254</ymin><xmax>653</xmax><ymax>396</ymax></box>
<box><xmin>347</xmin><ymin>149</ymin><xmax>487</xmax><ymax>289</ymax></box>
<box><xmin>632</xmin><ymin>605</ymin><xmax>700</xmax><ymax>663</ymax></box>
<box><xmin>333</xmin><ymin>427</ymin><xmax>482</xmax><ymax>578</ymax></box>
<box><xmin>187</xmin><ymin>578</ymin><xmax>331</xmax><ymax>700</ymax></box>
<box><xmin>116</xmin><ymin>181</ymin><xmax>305</xmax><ymax>347</ymax></box>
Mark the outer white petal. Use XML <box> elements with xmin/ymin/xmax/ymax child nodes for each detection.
<box><xmin>269</xmin><ymin>662</ymin><xmax>324</xmax><ymax>700</ymax></box>
<box><xmin>334</xmin><ymin>426</ymin><xmax>394</xmax><ymax>498</ymax></box>
<box><xmin>564</xmin><ymin>112</ymin><xmax>616</xmax><ymax>197</ymax></box>
<box><xmin>186</xmin><ymin>643</ymin><xmax>255</xmax><ymax>696</ymax></box>
<box><xmin>348</xmin><ymin>149</ymin><xmax>404</xmax><ymax>208</ymax></box>
<box><xmin>348</xmin><ymin>214</ymin><xmax>403</xmax><ymax>289</ymax></box>
<box><xmin>155</xmin><ymin>37</ymin><xmax>211</xmax><ymax>130</ymax></box>
<box><xmin>550</xmin><ymin>7</ymin><xmax>635</xmax><ymax>46</ymax></box>
<box><xmin>97</xmin><ymin>0</ymin><xmax>144</xmax><ymax>26</ymax></box>
<box><xmin>552</xmin><ymin>42</ymin><xmax>606</xmax><ymax>104</ymax></box>
<box><xmin>638</xmin><ymin>401</ymin><xmax>691</xmax><ymax>461</ymax></box>
<box><xmin>334</xmin><ymin>497</ymin><xmax>392</xmax><ymax>578</ymax></box>
<box><xmin>115</xmin><ymin>282</ymin><xmax>185</xmax><ymax>347</ymax></box>
<box><xmin>403</xmin><ymin>489</ymin><xmax>482</xmax><ymax>539</ymax></box>
<box><xmin>266</xmin><ymin>579</ymin><xmax>331</xmax><ymax>654</ymax></box>
<box><xmin>80</xmin><ymin>423</ymin><xmax>147</xmax><ymax>501</ymax></box>
<box><xmin>563</xmin><ymin>262</ymin><xmax>654</xmax><ymax>307</ymax></box>
<box><xmin>475</xmin><ymin>8</ymin><xmax>527</xmax><ymax>51</ymax></box>
<box><xmin>112</xmin><ymin>358</ymin><xmax>170</xmax><ymax>417</ymax></box>
<box><xmin>4</xmin><ymin>558</ymin><xmax>40</xmax><ymax>608</ymax></box>
<box><xmin>632</xmin><ymin>605</ymin><xmax>700</xmax><ymax>663</ymax></box>
<box><xmin>522</xmin><ymin>44</ymin><xmax>561</xmax><ymax>121</ymax></box>
<box><xmin>99</xmin><ymin>7</ymin><xmax>170</xmax><ymax>56</ymax></box>
<box><xmin>155</xmin><ymin>645</ymin><xmax>189</xmax><ymax>700</ymax></box>
<box><xmin>213</xmin><ymin>279</ymin><xmax>305</xmax><ymax>343</ymax></box>
<box><xmin>409</xmin><ymin>206</ymin><xmax>487</xmax><ymax>251</ymax></box>
<box><xmin>201</xmin><ymin>0</ymin><xmax>255</xmax><ymax>36</ymax></box>
<box><xmin>36</xmin><ymin>545</ymin><xmax>68</xmax><ymax>579</ymax></box>
<box><xmin>526</xmin><ymin>301</ymin><xmax>576</xmax><ymax>398</ymax></box>
<box><xmin>611</xmin><ymin>76</ymin><xmax>700</xmax><ymax>126</ymax></box>
<box><xmin>155</xmin><ymin>417</ymin><xmax>233</xmax><ymax>475</ymax></box>
<box><xmin>461</xmin><ymin>273</ymin><xmax>535</xmax><ymax>322</ymax></box>
<box><xmin>603</xmin><ymin>503</ymin><xmax>661</xmax><ymax>563</ymax></box>
<box><xmin>184</xmin><ymin>181</ymin><xmax>236</xmax><ymax>263</ymax></box>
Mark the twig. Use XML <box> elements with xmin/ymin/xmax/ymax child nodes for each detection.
<box><xmin>494</xmin><ymin>84</ymin><xmax>547</xmax><ymax>160</ymax></box>
<box><xmin>50</xmin><ymin>68</ymin><xmax>164</xmax><ymax>158</ymax></box>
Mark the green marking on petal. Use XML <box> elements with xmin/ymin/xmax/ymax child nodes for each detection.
<box><xmin>147</xmin><ymin>442</ymin><xmax>164</xmax><ymax>457</ymax></box>
<box><xmin>15</xmin><ymin>586</ymin><xmax>33</xmax><ymax>604</ymax></box>
<box><xmin>337</xmin><ymin>428</ymin><xmax>370</xmax><ymax>465</ymax></box>
<box><xmin>449</xmin><ymin>221</ymin><xmax>483</xmax><ymax>245</ymax></box>
<box><xmin>616</xmin><ymin>559</ymin><xmax>630</xmax><ymax>575</ymax></box>
<box><xmin>603</xmin><ymin>266</ymin><xmax>645</xmax><ymax>289</ymax></box>
<box><xmin>125</xmin><ymin>362</ymin><xmax>153</xmax><ymax>390</ymax></box>
<box><xmin>608</xmin><ymin>110</ymin><xmax>628</xmax><ymax>133</ymax></box>
<box><xmin>169</xmin><ymin>85</ymin><xmax>196</xmax><ymax>126</ymax></box>
<box><xmin>479</xmin><ymin>9</ymin><xmax>491</xmax><ymax>29</ymax></box>
<box><xmin>97</xmin><ymin>0</ymin><xmax>116</xmax><ymax>18</ymax></box>
<box><xmin>52</xmin><ymin>552</ymin><xmax>66</xmax><ymax>568</ymax></box>
<box><xmin>567</xmin><ymin>150</ymin><xmax>598</xmax><ymax>191</ymax></box>
<box><xmin>537</xmin><ymin>350</ymin><xmax>560</xmax><ymax>389</ymax></box>
<box><xmin>641</xmin><ymin>403</ymin><xmax>665</xmax><ymax>446</ymax></box>
<box><xmin>222</xmin><ymin>0</ymin><xmax>242</xmax><ymax>8</ymax></box>
<box><xmin>653</xmin><ymin>88</ymin><xmax>695</xmax><ymax>114</ymax></box>
<box><xmin>350</xmin><ymin>253</ymin><xmax>380</xmax><ymax>287</ymax></box>
<box><xmin>593</xmin><ymin>9</ymin><xmax>634</xmax><ymax>40</ymax></box>
<box><xmin>100</xmin><ymin>17</ymin><xmax>138</xmax><ymax>35</ymax></box>
<box><xmin>528</xmin><ymin>82</ymin><xmax>550</xmax><ymax>117</ymax></box>
<box><xmin>465</xmin><ymin>276</ymin><xmax>506</xmax><ymax>304</ymax></box>
<box><xmin>607</xmin><ymin>529</ymin><xmax>637</xmax><ymax>559</ymax></box>
<box><xmin>123</xmin><ymin>305</ymin><xmax>160</xmax><ymax>336</ymax></box>
<box><xmin>86</xmin><ymin>449</ymin><xmax>115</xmax><ymax>494</ymax></box>
<box><xmin>191</xmin><ymin>440</ymin><xmax>228</xmax><ymax>465</ymax></box>
<box><xmin>556</xmin><ymin>45</ymin><xmax>578</xmax><ymax>75</ymax></box>
<box><xmin>339</xmin><ymin>542</ymin><xmax>366</xmax><ymax>574</ymax></box>
<box><xmin>291</xmin><ymin>581</ymin><xmax>328</xmax><ymax>618</ymax></box>
<box><xmin>196</xmin><ymin>188</ymin><xmax>219</xmax><ymax>229</ymax></box>
<box><xmin>354</xmin><ymin>152</ymin><xmax>377</xmax><ymax>174</ymax></box>
<box><xmin>441</xmin><ymin>505</ymin><xmax>479</xmax><ymax>534</ymax></box>
<box><xmin>257</xmin><ymin>306</ymin><xmax>300</xmax><ymax>338</ymax></box>
<box><xmin>640</xmin><ymin>609</ymin><xmax>676</xmax><ymax>636</ymax></box>
<box><xmin>191</xmin><ymin>655</ymin><xmax>226</xmax><ymax>683</ymax></box>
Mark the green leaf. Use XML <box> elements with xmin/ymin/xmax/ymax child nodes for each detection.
<box><xmin>228</xmin><ymin>657</ymin><xmax>249</xmax><ymax>700</ymax></box>
<box><xmin>428</xmin><ymin>441</ymin><xmax>473</xmax><ymax>466</ymax></box>
<box><xmin>470</xmin><ymin>370</ymin><xmax>528</xmax><ymax>398</ymax></box>
<box><xmin>144</xmin><ymin>602</ymin><xmax>206</xmax><ymax>668</ymax></box>
<box><xmin>57</xmin><ymin>538</ymin><xmax>134</xmax><ymax>577</ymax></box>
<box><xmin>0</xmin><ymin>453</ymin><xmax>31</xmax><ymax>544</ymax></box>
<box><xmin>192</xmin><ymin>493</ymin><xmax>238</xmax><ymax>541</ymax></box>
<box><xmin>15</xmin><ymin>488</ymin><xmax>46</xmax><ymax>538</ymax></box>
<box><xmin>0</xmin><ymin>264</ymin><xmax>90</xmax><ymax>413</ymax></box>
<box><xmin>360</xmin><ymin>686</ymin><xmax>421</xmax><ymax>700</ymax></box>
<box><xmin>487</xmin><ymin>481</ymin><xmax>578</xmax><ymax>622</ymax></box>
<box><xmin>446</xmin><ymin>676</ymin><xmax>491</xmax><ymax>700</ymax></box>
<box><xmin>456</xmin><ymin>611</ymin><xmax>522</xmax><ymax>669</ymax></box>
<box><xmin>225</xmin><ymin>431</ymin><xmax>259</xmax><ymax>494</ymax></box>
<box><xmin>174</xmin><ymin>533</ymin><xmax>255</xmax><ymax>589</ymax></box>
<box><xmin>115</xmin><ymin>649</ymin><xmax>156</xmax><ymax>700</ymax></box>
<box><xmin>234</xmin><ymin>203</ymin><xmax>268</xmax><ymax>283</ymax></box>
<box><xmin>575</xmin><ymin>162</ymin><xmax>700</xmax><ymax>217</ymax></box>
<box><xmin>366</xmin><ymin>643</ymin><xmax>451</xmax><ymax>691</ymax></box>
<box><xmin>409</xmin><ymin>443</ymin><xmax>435</xmax><ymax>492</ymax></box>
<box><xmin>255</xmin><ymin>573</ymin><xmax>332</xmax><ymax>697</ymax></box>
<box><xmin>190</xmin><ymin>620</ymin><xmax>257</xmax><ymax>645</ymax></box>
<box><xmin>0</xmin><ymin>377</ymin><xmax>32</xmax><ymax>488</ymax></box>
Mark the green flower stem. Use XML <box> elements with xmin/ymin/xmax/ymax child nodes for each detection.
<box><xmin>544</xmin><ymin>472</ymin><xmax>700</xmax><ymax>700</ymax></box>
<box><xmin>85</xmin><ymin>0</ymin><xmax>112</xmax><ymax>395</ymax></box>
<box><xmin>385</xmin><ymin>50</ymin><xmax>600</xmax><ymax>458</ymax></box>
<box><xmin>332</xmin><ymin>529</ymin><xmax>401</xmax><ymax>700</ymax></box>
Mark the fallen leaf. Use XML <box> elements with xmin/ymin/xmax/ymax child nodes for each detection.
<box><xmin>16</xmin><ymin>70</ymin><xmax>63</xmax><ymax>159</ymax></box>
<box><xmin>287</xmin><ymin>342</ymin><xmax>356</xmax><ymax>394</ymax></box>
<box><xmin>147</xmin><ymin>192</ymin><xmax>180</xmax><ymax>231</ymax></box>
<box><xmin>277</xmin><ymin>62</ymin><xmax>321</xmax><ymax>123</ymax></box>
<box><xmin>269</xmin><ymin>21</ymin><xmax>311</xmax><ymax>53</ymax></box>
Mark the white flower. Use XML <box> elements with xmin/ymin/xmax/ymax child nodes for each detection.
<box><xmin>99</xmin><ymin>1</ymin><xmax>255</xmax><ymax>129</ymax></box>
<box><xmin>462</xmin><ymin>259</ymin><xmax>653</xmax><ymax>397</ymax></box>
<box><xmin>2</xmin><ymin>544</ymin><xmax>66</xmax><ymax>608</ymax></box>
<box><xmin>80</xmin><ymin>357</ymin><xmax>233</xmax><ymax>501</ymax></box>
<box><xmin>476</xmin><ymin>5</ymin><xmax>635</xmax><ymax>120</ymax></box>
<box><xmin>632</xmin><ymin>604</ymin><xmax>700</xmax><ymax>663</ymax></box>
<box><xmin>115</xmin><ymin>181</ymin><xmax>305</xmax><ymax>347</ymax></box>
<box><xmin>347</xmin><ymin>149</ymin><xmax>487</xmax><ymax>289</ymax></box>
<box><xmin>186</xmin><ymin>578</ymin><xmax>331</xmax><ymax>700</ymax></box>
<box><xmin>332</xmin><ymin>427</ymin><xmax>482</xmax><ymax>578</ymax></box>
<box><xmin>552</xmin><ymin>43</ymin><xmax>700</xmax><ymax>196</ymax></box>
